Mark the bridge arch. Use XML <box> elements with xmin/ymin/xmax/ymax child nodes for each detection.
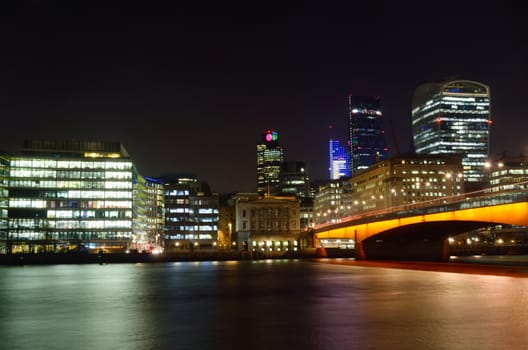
<box><xmin>314</xmin><ymin>202</ymin><xmax>528</xmax><ymax>260</ymax></box>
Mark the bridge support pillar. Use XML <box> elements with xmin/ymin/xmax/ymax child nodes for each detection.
<box><xmin>442</xmin><ymin>238</ymin><xmax>450</xmax><ymax>260</ymax></box>
<box><xmin>354</xmin><ymin>230</ymin><xmax>366</xmax><ymax>260</ymax></box>
<box><xmin>354</xmin><ymin>240</ymin><xmax>366</xmax><ymax>260</ymax></box>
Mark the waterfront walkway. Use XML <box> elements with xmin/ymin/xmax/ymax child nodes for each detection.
<box><xmin>3</xmin><ymin>250</ymin><xmax>528</xmax><ymax>279</ymax></box>
<box><xmin>0</xmin><ymin>250</ymin><xmax>318</xmax><ymax>265</ymax></box>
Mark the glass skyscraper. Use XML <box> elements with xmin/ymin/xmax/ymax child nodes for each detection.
<box><xmin>412</xmin><ymin>80</ymin><xmax>491</xmax><ymax>183</ymax></box>
<box><xmin>348</xmin><ymin>95</ymin><xmax>387</xmax><ymax>174</ymax></box>
<box><xmin>257</xmin><ymin>130</ymin><xmax>284</xmax><ymax>195</ymax></box>
<box><xmin>328</xmin><ymin>139</ymin><xmax>350</xmax><ymax>180</ymax></box>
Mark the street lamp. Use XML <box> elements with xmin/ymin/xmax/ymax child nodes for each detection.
<box><xmin>227</xmin><ymin>222</ymin><xmax>232</xmax><ymax>249</ymax></box>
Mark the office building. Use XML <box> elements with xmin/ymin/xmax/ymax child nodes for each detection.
<box><xmin>348</xmin><ymin>95</ymin><xmax>387</xmax><ymax>174</ymax></box>
<box><xmin>257</xmin><ymin>130</ymin><xmax>284</xmax><ymax>195</ymax></box>
<box><xmin>0</xmin><ymin>153</ymin><xmax>8</xmax><ymax>253</ymax></box>
<box><xmin>278</xmin><ymin>161</ymin><xmax>315</xmax><ymax>232</ymax></box>
<box><xmin>278</xmin><ymin>160</ymin><xmax>311</xmax><ymax>198</ymax></box>
<box><xmin>412</xmin><ymin>80</ymin><xmax>491</xmax><ymax>184</ymax></box>
<box><xmin>313</xmin><ymin>178</ymin><xmax>352</xmax><ymax>225</ymax></box>
<box><xmin>163</xmin><ymin>176</ymin><xmax>219</xmax><ymax>250</ymax></box>
<box><xmin>144</xmin><ymin>177</ymin><xmax>165</xmax><ymax>246</ymax></box>
<box><xmin>329</xmin><ymin>139</ymin><xmax>350</xmax><ymax>180</ymax></box>
<box><xmin>298</xmin><ymin>197</ymin><xmax>314</xmax><ymax>232</ymax></box>
<box><xmin>6</xmin><ymin>139</ymin><xmax>135</xmax><ymax>253</ymax></box>
<box><xmin>132</xmin><ymin>176</ymin><xmax>165</xmax><ymax>252</ymax></box>
<box><xmin>350</xmin><ymin>154</ymin><xmax>464</xmax><ymax>214</ymax></box>
<box><xmin>313</xmin><ymin>154</ymin><xmax>464</xmax><ymax>225</ymax></box>
<box><xmin>486</xmin><ymin>156</ymin><xmax>528</xmax><ymax>191</ymax></box>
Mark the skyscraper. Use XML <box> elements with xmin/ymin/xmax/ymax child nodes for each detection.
<box><xmin>411</xmin><ymin>80</ymin><xmax>491</xmax><ymax>183</ymax></box>
<box><xmin>348</xmin><ymin>95</ymin><xmax>387</xmax><ymax>174</ymax></box>
<box><xmin>328</xmin><ymin>139</ymin><xmax>350</xmax><ymax>180</ymax></box>
<box><xmin>257</xmin><ymin>130</ymin><xmax>284</xmax><ymax>195</ymax></box>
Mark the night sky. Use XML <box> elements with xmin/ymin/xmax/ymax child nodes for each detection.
<box><xmin>1</xmin><ymin>1</ymin><xmax>527</xmax><ymax>193</ymax></box>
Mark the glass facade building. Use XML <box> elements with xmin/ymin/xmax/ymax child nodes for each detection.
<box><xmin>163</xmin><ymin>176</ymin><xmax>219</xmax><ymax>250</ymax></box>
<box><xmin>278</xmin><ymin>160</ymin><xmax>311</xmax><ymax>199</ymax></box>
<box><xmin>328</xmin><ymin>139</ymin><xmax>350</xmax><ymax>180</ymax></box>
<box><xmin>132</xmin><ymin>176</ymin><xmax>165</xmax><ymax>252</ymax></box>
<box><xmin>6</xmin><ymin>139</ymin><xmax>135</xmax><ymax>253</ymax></box>
<box><xmin>0</xmin><ymin>154</ymin><xmax>8</xmax><ymax>253</ymax></box>
<box><xmin>257</xmin><ymin>130</ymin><xmax>284</xmax><ymax>195</ymax></box>
<box><xmin>348</xmin><ymin>95</ymin><xmax>387</xmax><ymax>174</ymax></box>
<box><xmin>278</xmin><ymin>161</ymin><xmax>313</xmax><ymax>232</ymax></box>
<box><xmin>487</xmin><ymin>156</ymin><xmax>528</xmax><ymax>191</ymax></box>
<box><xmin>412</xmin><ymin>80</ymin><xmax>491</xmax><ymax>183</ymax></box>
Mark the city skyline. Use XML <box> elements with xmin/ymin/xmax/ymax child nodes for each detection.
<box><xmin>1</xmin><ymin>2</ymin><xmax>527</xmax><ymax>193</ymax></box>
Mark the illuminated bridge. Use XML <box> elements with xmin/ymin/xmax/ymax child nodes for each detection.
<box><xmin>313</xmin><ymin>184</ymin><xmax>528</xmax><ymax>260</ymax></box>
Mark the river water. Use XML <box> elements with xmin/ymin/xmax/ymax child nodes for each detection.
<box><xmin>1</xmin><ymin>259</ymin><xmax>527</xmax><ymax>350</ymax></box>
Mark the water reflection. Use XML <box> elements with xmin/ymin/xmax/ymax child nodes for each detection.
<box><xmin>1</xmin><ymin>260</ymin><xmax>527</xmax><ymax>350</ymax></box>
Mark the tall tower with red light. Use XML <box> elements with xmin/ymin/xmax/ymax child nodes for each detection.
<box><xmin>257</xmin><ymin>130</ymin><xmax>284</xmax><ymax>195</ymax></box>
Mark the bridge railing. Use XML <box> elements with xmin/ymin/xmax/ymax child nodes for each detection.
<box><xmin>314</xmin><ymin>180</ymin><xmax>528</xmax><ymax>230</ymax></box>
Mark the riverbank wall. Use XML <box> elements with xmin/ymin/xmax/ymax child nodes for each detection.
<box><xmin>0</xmin><ymin>249</ymin><xmax>320</xmax><ymax>265</ymax></box>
